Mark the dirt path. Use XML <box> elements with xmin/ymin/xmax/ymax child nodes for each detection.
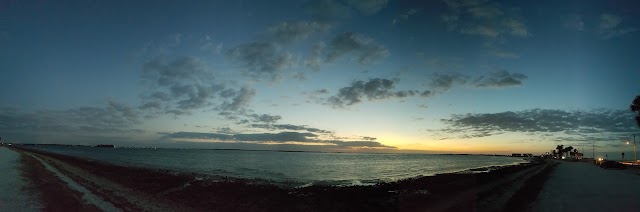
<box><xmin>0</xmin><ymin>147</ymin><xmax>42</xmax><ymax>211</ymax></box>
<box><xmin>25</xmin><ymin>150</ymin><xmax>192</xmax><ymax>212</ymax></box>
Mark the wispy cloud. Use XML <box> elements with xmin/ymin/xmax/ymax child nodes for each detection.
<box><xmin>324</xmin><ymin>32</ymin><xmax>389</xmax><ymax>65</ymax></box>
<box><xmin>597</xmin><ymin>13</ymin><xmax>638</xmax><ymax>39</ymax></box>
<box><xmin>264</xmin><ymin>21</ymin><xmax>331</xmax><ymax>45</ymax></box>
<box><xmin>473</xmin><ymin>70</ymin><xmax>528</xmax><ymax>87</ymax></box>
<box><xmin>563</xmin><ymin>14</ymin><xmax>585</xmax><ymax>31</ymax></box>
<box><xmin>431</xmin><ymin>109</ymin><xmax>637</xmax><ymax>142</ymax></box>
<box><xmin>227</xmin><ymin>42</ymin><xmax>297</xmax><ymax>81</ymax></box>
<box><xmin>250</xmin><ymin>123</ymin><xmax>333</xmax><ymax>134</ymax></box>
<box><xmin>346</xmin><ymin>0</ymin><xmax>388</xmax><ymax>15</ymax></box>
<box><xmin>393</xmin><ymin>8</ymin><xmax>421</xmax><ymax>25</ymax></box>
<box><xmin>304</xmin><ymin>42</ymin><xmax>326</xmax><ymax>71</ymax></box>
<box><xmin>0</xmin><ymin>99</ymin><xmax>143</xmax><ymax>142</ymax></box>
<box><xmin>441</xmin><ymin>0</ymin><xmax>529</xmax><ymax>39</ymax></box>
<box><xmin>428</xmin><ymin>72</ymin><xmax>469</xmax><ymax>92</ymax></box>
<box><xmin>249</xmin><ymin>113</ymin><xmax>282</xmax><ymax>123</ymax></box>
<box><xmin>139</xmin><ymin>57</ymin><xmax>254</xmax><ymax>116</ymax></box>
<box><xmin>227</xmin><ymin>21</ymin><xmax>333</xmax><ymax>80</ymax></box>
<box><xmin>164</xmin><ymin>131</ymin><xmax>396</xmax><ymax>149</ymax></box>
<box><xmin>305</xmin><ymin>0</ymin><xmax>351</xmax><ymax>23</ymax></box>
<box><xmin>428</xmin><ymin>70</ymin><xmax>528</xmax><ymax>91</ymax></box>
<box><xmin>327</xmin><ymin>78</ymin><xmax>431</xmax><ymax>107</ymax></box>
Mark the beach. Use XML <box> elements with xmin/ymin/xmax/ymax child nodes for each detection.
<box><xmin>2</xmin><ymin>146</ymin><xmax>558</xmax><ymax>211</ymax></box>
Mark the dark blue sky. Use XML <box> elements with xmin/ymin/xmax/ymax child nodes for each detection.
<box><xmin>1</xmin><ymin>0</ymin><xmax>639</xmax><ymax>153</ymax></box>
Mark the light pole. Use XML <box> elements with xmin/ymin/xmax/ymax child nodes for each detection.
<box><xmin>626</xmin><ymin>134</ymin><xmax>636</xmax><ymax>163</ymax></box>
<box><xmin>634</xmin><ymin>134</ymin><xmax>636</xmax><ymax>162</ymax></box>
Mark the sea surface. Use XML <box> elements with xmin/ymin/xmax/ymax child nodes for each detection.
<box><xmin>26</xmin><ymin>146</ymin><xmax>526</xmax><ymax>187</ymax></box>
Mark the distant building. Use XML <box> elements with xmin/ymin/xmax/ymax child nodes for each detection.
<box><xmin>95</xmin><ymin>144</ymin><xmax>115</xmax><ymax>148</ymax></box>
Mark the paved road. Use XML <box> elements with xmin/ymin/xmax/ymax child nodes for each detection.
<box><xmin>532</xmin><ymin>161</ymin><xmax>640</xmax><ymax>211</ymax></box>
<box><xmin>0</xmin><ymin>147</ymin><xmax>41</xmax><ymax>211</ymax></box>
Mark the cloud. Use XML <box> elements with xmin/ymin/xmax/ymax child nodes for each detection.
<box><xmin>346</xmin><ymin>0</ymin><xmax>388</xmax><ymax>15</ymax></box>
<box><xmin>227</xmin><ymin>20</ymin><xmax>332</xmax><ymax>80</ymax></box>
<box><xmin>140</xmin><ymin>57</ymin><xmax>254</xmax><ymax>115</ymax></box>
<box><xmin>250</xmin><ymin>123</ymin><xmax>333</xmax><ymax>134</ymax></box>
<box><xmin>327</xmin><ymin>78</ymin><xmax>430</xmax><ymax>107</ymax></box>
<box><xmin>220</xmin><ymin>87</ymin><xmax>256</xmax><ymax>111</ymax></box>
<box><xmin>227</xmin><ymin>42</ymin><xmax>297</xmax><ymax>81</ymax></box>
<box><xmin>164</xmin><ymin>131</ymin><xmax>395</xmax><ymax>149</ymax></box>
<box><xmin>393</xmin><ymin>8</ymin><xmax>421</xmax><ymax>25</ymax></box>
<box><xmin>326</xmin><ymin>140</ymin><xmax>393</xmax><ymax>148</ymax></box>
<box><xmin>361</xmin><ymin>136</ymin><xmax>376</xmax><ymax>141</ymax></box>
<box><xmin>264</xmin><ymin>21</ymin><xmax>331</xmax><ymax>45</ymax></box>
<box><xmin>0</xmin><ymin>100</ymin><xmax>143</xmax><ymax>143</ymax></box>
<box><xmin>315</xmin><ymin>89</ymin><xmax>329</xmax><ymax>94</ymax></box>
<box><xmin>486</xmin><ymin>44</ymin><xmax>520</xmax><ymax>59</ymax></box>
<box><xmin>304</xmin><ymin>42</ymin><xmax>326</xmax><ymax>71</ymax></box>
<box><xmin>233</xmin><ymin>132</ymin><xmax>317</xmax><ymax>142</ymax></box>
<box><xmin>200</xmin><ymin>35</ymin><xmax>224</xmax><ymax>55</ymax></box>
<box><xmin>142</xmin><ymin>57</ymin><xmax>212</xmax><ymax>86</ymax></box>
<box><xmin>166</xmin><ymin>131</ymin><xmax>233</xmax><ymax>140</ymax></box>
<box><xmin>597</xmin><ymin>13</ymin><xmax>638</xmax><ymax>39</ymax></box>
<box><xmin>424</xmin><ymin>57</ymin><xmax>465</xmax><ymax>71</ymax></box>
<box><xmin>474</xmin><ymin>70</ymin><xmax>528</xmax><ymax>87</ymax></box>
<box><xmin>442</xmin><ymin>0</ymin><xmax>529</xmax><ymax>39</ymax></box>
<box><xmin>249</xmin><ymin>113</ymin><xmax>282</xmax><ymax>123</ymax></box>
<box><xmin>426</xmin><ymin>70</ymin><xmax>527</xmax><ymax>91</ymax></box>
<box><xmin>432</xmin><ymin>109</ymin><xmax>637</xmax><ymax>141</ymax></box>
<box><xmin>429</xmin><ymin>72</ymin><xmax>469</xmax><ymax>91</ymax></box>
<box><xmin>305</xmin><ymin>0</ymin><xmax>351</xmax><ymax>22</ymax></box>
<box><xmin>139</xmin><ymin>101</ymin><xmax>163</xmax><ymax>110</ymax></box>
<box><xmin>563</xmin><ymin>14</ymin><xmax>585</xmax><ymax>31</ymax></box>
<box><xmin>325</xmin><ymin>32</ymin><xmax>389</xmax><ymax>65</ymax></box>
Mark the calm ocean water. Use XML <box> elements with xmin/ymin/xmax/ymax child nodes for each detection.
<box><xmin>27</xmin><ymin>146</ymin><xmax>525</xmax><ymax>186</ymax></box>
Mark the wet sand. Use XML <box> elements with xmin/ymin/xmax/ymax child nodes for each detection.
<box><xmin>12</xmin><ymin>147</ymin><xmax>554</xmax><ymax>211</ymax></box>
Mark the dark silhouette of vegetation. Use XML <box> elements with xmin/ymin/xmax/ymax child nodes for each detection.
<box><xmin>553</xmin><ymin>145</ymin><xmax>576</xmax><ymax>159</ymax></box>
<box><xmin>555</xmin><ymin>145</ymin><xmax>563</xmax><ymax>158</ymax></box>
<box><xmin>570</xmin><ymin>149</ymin><xmax>578</xmax><ymax>158</ymax></box>
<box><xmin>632</xmin><ymin>95</ymin><xmax>640</xmax><ymax>129</ymax></box>
<box><xmin>563</xmin><ymin>146</ymin><xmax>573</xmax><ymax>157</ymax></box>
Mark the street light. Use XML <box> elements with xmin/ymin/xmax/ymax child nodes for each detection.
<box><xmin>626</xmin><ymin>134</ymin><xmax>636</xmax><ymax>163</ymax></box>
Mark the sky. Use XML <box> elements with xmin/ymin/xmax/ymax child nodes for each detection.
<box><xmin>1</xmin><ymin>0</ymin><xmax>639</xmax><ymax>154</ymax></box>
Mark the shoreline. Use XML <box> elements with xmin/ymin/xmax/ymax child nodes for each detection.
<box><xmin>11</xmin><ymin>147</ymin><xmax>553</xmax><ymax>211</ymax></box>
<box><xmin>16</xmin><ymin>145</ymin><xmax>529</xmax><ymax>188</ymax></box>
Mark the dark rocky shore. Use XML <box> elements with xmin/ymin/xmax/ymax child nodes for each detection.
<box><xmin>13</xmin><ymin>147</ymin><xmax>554</xmax><ymax>212</ymax></box>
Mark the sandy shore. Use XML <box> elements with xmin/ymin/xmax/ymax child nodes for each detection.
<box><xmin>11</xmin><ymin>147</ymin><xmax>555</xmax><ymax>211</ymax></box>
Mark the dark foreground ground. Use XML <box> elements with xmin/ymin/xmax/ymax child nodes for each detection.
<box><xmin>12</xmin><ymin>147</ymin><xmax>556</xmax><ymax>212</ymax></box>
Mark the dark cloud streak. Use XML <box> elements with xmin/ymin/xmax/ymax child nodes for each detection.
<box><xmin>164</xmin><ymin>131</ymin><xmax>395</xmax><ymax>149</ymax></box>
<box><xmin>432</xmin><ymin>109</ymin><xmax>636</xmax><ymax>142</ymax></box>
<box><xmin>327</xmin><ymin>78</ymin><xmax>431</xmax><ymax>107</ymax></box>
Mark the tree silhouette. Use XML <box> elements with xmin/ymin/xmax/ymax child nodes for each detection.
<box><xmin>563</xmin><ymin>146</ymin><xmax>574</xmax><ymax>158</ymax></box>
<box><xmin>570</xmin><ymin>149</ymin><xmax>578</xmax><ymax>158</ymax></box>
<box><xmin>556</xmin><ymin>145</ymin><xmax>564</xmax><ymax>158</ymax></box>
<box><xmin>632</xmin><ymin>95</ymin><xmax>640</xmax><ymax>129</ymax></box>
